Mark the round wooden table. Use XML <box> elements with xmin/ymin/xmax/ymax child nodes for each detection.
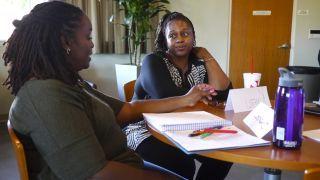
<box><xmin>148</xmin><ymin>103</ymin><xmax>320</xmax><ymax>173</ymax></box>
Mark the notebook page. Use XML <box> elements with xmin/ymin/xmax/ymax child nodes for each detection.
<box><xmin>164</xmin><ymin>125</ymin><xmax>270</xmax><ymax>153</ymax></box>
<box><xmin>144</xmin><ymin>111</ymin><xmax>232</xmax><ymax>132</ymax></box>
<box><xmin>303</xmin><ymin>129</ymin><xmax>320</xmax><ymax>142</ymax></box>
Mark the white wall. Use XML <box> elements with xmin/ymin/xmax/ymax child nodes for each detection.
<box><xmin>168</xmin><ymin>0</ymin><xmax>231</xmax><ymax>73</ymax></box>
<box><xmin>79</xmin><ymin>54</ymin><xmax>131</xmax><ymax>98</ymax></box>
<box><xmin>290</xmin><ymin>0</ymin><xmax>320</xmax><ymax>66</ymax></box>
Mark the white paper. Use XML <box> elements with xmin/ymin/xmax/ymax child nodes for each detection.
<box><xmin>164</xmin><ymin>125</ymin><xmax>270</xmax><ymax>153</ymax></box>
<box><xmin>224</xmin><ymin>94</ymin><xmax>233</xmax><ymax>111</ymax></box>
<box><xmin>144</xmin><ymin>111</ymin><xmax>232</xmax><ymax>132</ymax></box>
<box><xmin>243</xmin><ymin>103</ymin><xmax>274</xmax><ymax>138</ymax></box>
<box><xmin>303</xmin><ymin>129</ymin><xmax>320</xmax><ymax>142</ymax></box>
<box><xmin>225</xmin><ymin>86</ymin><xmax>271</xmax><ymax>113</ymax></box>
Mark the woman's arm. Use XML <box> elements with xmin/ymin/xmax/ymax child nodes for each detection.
<box><xmin>136</xmin><ymin>53</ymin><xmax>190</xmax><ymax>99</ymax></box>
<box><xmin>117</xmin><ymin>84</ymin><xmax>215</xmax><ymax>126</ymax></box>
<box><xmin>192</xmin><ymin>47</ymin><xmax>230</xmax><ymax>90</ymax></box>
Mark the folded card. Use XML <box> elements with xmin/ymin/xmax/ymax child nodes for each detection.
<box><xmin>243</xmin><ymin>103</ymin><xmax>274</xmax><ymax>138</ymax></box>
<box><xmin>225</xmin><ymin>86</ymin><xmax>271</xmax><ymax>113</ymax></box>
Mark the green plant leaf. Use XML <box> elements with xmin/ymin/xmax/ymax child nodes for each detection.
<box><xmin>114</xmin><ymin>0</ymin><xmax>169</xmax><ymax>65</ymax></box>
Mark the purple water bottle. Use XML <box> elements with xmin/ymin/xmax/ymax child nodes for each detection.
<box><xmin>273</xmin><ymin>68</ymin><xmax>305</xmax><ymax>149</ymax></box>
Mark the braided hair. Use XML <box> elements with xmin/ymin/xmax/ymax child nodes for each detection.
<box><xmin>2</xmin><ymin>1</ymin><xmax>84</xmax><ymax>95</ymax></box>
<box><xmin>154</xmin><ymin>12</ymin><xmax>196</xmax><ymax>52</ymax></box>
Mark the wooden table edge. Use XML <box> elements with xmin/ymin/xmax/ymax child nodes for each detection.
<box><xmin>147</xmin><ymin>124</ymin><xmax>320</xmax><ymax>172</ymax></box>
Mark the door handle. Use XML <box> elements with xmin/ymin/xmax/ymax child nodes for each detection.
<box><xmin>278</xmin><ymin>43</ymin><xmax>290</xmax><ymax>49</ymax></box>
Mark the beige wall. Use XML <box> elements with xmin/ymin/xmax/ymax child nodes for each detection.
<box><xmin>79</xmin><ymin>54</ymin><xmax>131</xmax><ymax>98</ymax></box>
<box><xmin>168</xmin><ymin>0</ymin><xmax>231</xmax><ymax>74</ymax></box>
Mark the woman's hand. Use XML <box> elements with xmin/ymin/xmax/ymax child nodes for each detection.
<box><xmin>183</xmin><ymin>84</ymin><xmax>217</xmax><ymax>106</ymax></box>
<box><xmin>192</xmin><ymin>47</ymin><xmax>215</xmax><ymax>62</ymax></box>
<box><xmin>117</xmin><ymin>83</ymin><xmax>217</xmax><ymax>125</ymax></box>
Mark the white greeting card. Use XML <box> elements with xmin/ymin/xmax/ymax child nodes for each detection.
<box><xmin>225</xmin><ymin>86</ymin><xmax>271</xmax><ymax>113</ymax></box>
<box><xmin>243</xmin><ymin>103</ymin><xmax>274</xmax><ymax>138</ymax></box>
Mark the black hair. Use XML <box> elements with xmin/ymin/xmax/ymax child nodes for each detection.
<box><xmin>2</xmin><ymin>1</ymin><xmax>84</xmax><ymax>95</ymax></box>
<box><xmin>154</xmin><ymin>12</ymin><xmax>196</xmax><ymax>52</ymax></box>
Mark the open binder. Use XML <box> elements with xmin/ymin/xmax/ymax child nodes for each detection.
<box><xmin>144</xmin><ymin>111</ymin><xmax>270</xmax><ymax>154</ymax></box>
<box><xmin>164</xmin><ymin>126</ymin><xmax>270</xmax><ymax>154</ymax></box>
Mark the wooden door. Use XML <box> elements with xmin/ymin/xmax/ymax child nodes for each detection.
<box><xmin>229</xmin><ymin>0</ymin><xmax>293</xmax><ymax>98</ymax></box>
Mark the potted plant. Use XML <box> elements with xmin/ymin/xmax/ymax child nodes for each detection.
<box><xmin>113</xmin><ymin>0</ymin><xmax>169</xmax><ymax>100</ymax></box>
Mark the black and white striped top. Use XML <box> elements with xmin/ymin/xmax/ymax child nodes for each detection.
<box><xmin>124</xmin><ymin>52</ymin><xmax>208</xmax><ymax>150</ymax></box>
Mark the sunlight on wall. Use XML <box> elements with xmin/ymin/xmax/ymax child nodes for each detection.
<box><xmin>0</xmin><ymin>0</ymin><xmax>45</xmax><ymax>41</ymax></box>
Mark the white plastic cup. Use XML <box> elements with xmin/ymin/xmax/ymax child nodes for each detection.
<box><xmin>243</xmin><ymin>73</ymin><xmax>261</xmax><ymax>88</ymax></box>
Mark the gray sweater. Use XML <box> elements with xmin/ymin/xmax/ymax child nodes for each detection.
<box><xmin>10</xmin><ymin>79</ymin><xmax>142</xmax><ymax>180</ymax></box>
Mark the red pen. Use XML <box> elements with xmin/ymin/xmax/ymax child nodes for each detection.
<box><xmin>189</xmin><ymin>126</ymin><xmax>223</xmax><ymax>136</ymax></box>
<box><xmin>188</xmin><ymin>127</ymin><xmax>237</xmax><ymax>137</ymax></box>
<box><xmin>202</xmin><ymin>129</ymin><xmax>238</xmax><ymax>134</ymax></box>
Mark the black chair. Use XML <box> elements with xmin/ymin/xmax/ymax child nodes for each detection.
<box><xmin>318</xmin><ymin>49</ymin><xmax>320</xmax><ymax>66</ymax></box>
<box><xmin>287</xmin><ymin>66</ymin><xmax>320</xmax><ymax>102</ymax></box>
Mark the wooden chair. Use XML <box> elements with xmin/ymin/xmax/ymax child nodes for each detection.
<box><xmin>304</xmin><ymin>167</ymin><xmax>320</xmax><ymax>180</ymax></box>
<box><xmin>124</xmin><ymin>80</ymin><xmax>136</xmax><ymax>102</ymax></box>
<box><xmin>7</xmin><ymin>120</ymin><xmax>29</xmax><ymax>180</ymax></box>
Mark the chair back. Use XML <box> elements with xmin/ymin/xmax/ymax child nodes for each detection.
<box><xmin>124</xmin><ymin>80</ymin><xmax>136</xmax><ymax>102</ymax></box>
<box><xmin>7</xmin><ymin>120</ymin><xmax>29</xmax><ymax>180</ymax></box>
<box><xmin>304</xmin><ymin>167</ymin><xmax>320</xmax><ymax>180</ymax></box>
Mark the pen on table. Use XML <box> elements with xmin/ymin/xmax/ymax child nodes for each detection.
<box><xmin>200</xmin><ymin>129</ymin><xmax>238</xmax><ymax>139</ymax></box>
<box><xmin>200</xmin><ymin>133</ymin><xmax>212</xmax><ymax>139</ymax></box>
<box><xmin>194</xmin><ymin>126</ymin><xmax>223</xmax><ymax>133</ymax></box>
<box><xmin>188</xmin><ymin>128</ymin><xmax>238</xmax><ymax>137</ymax></box>
<box><xmin>203</xmin><ymin>129</ymin><xmax>238</xmax><ymax>134</ymax></box>
<box><xmin>188</xmin><ymin>126</ymin><xmax>223</xmax><ymax>137</ymax></box>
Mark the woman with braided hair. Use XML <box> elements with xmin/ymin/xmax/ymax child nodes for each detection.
<box><xmin>3</xmin><ymin>2</ymin><xmax>217</xmax><ymax>179</ymax></box>
<box><xmin>125</xmin><ymin>12</ymin><xmax>233</xmax><ymax>179</ymax></box>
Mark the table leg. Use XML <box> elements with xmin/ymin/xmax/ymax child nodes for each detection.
<box><xmin>264</xmin><ymin>168</ymin><xmax>282</xmax><ymax>180</ymax></box>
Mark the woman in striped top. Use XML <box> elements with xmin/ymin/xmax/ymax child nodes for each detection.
<box><xmin>125</xmin><ymin>12</ymin><xmax>233</xmax><ymax>180</ymax></box>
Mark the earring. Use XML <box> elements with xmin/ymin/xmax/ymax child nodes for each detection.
<box><xmin>66</xmin><ymin>47</ymin><xmax>71</xmax><ymax>55</ymax></box>
<box><xmin>193</xmin><ymin>40</ymin><xmax>196</xmax><ymax>47</ymax></box>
